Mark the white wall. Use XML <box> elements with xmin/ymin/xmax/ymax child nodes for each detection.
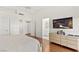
<box><xmin>50</xmin><ymin>17</ymin><xmax>79</xmax><ymax>35</ymax></box>
<box><xmin>34</xmin><ymin>7</ymin><xmax>79</xmax><ymax>37</ymax></box>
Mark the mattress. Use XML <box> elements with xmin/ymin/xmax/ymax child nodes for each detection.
<box><xmin>0</xmin><ymin>35</ymin><xmax>41</xmax><ymax>52</ymax></box>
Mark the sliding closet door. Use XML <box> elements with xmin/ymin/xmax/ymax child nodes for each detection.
<box><xmin>0</xmin><ymin>15</ymin><xmax>9</xmax><ymax>35</ymax></box>
<box><xmin>22</xmin><ymin>21</ymin><xmax>29</xmax><ymax>35</ymax></box>
<box><xmin>0</xmin><ymin>14</ymin><xmax>24</xmax><ymax>35</ymax></box>
<box><xmin>10</xmin><ymin>15</ymin><xmax>20</xmax><ymax>35</ymax></box>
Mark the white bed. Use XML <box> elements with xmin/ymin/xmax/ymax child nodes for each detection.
<box><xmin>0</xmin><ymin>35</ymin><xmax>41</xmax><ymax>52</ymax></box>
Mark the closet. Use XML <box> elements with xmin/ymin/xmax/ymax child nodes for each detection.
<box><xmin>0</xmin><ymin>15</ymin><xmax>9</xmax><ymax>35</ymax></box>
<box><xmin>0</xmin><ymin>13</ymin><xmax>27</xmax><ymax>35</ymax></box>
<box><xmin>0</xmin><ymin>7</ymin><xmax>33</xmax><ymax>35</ymax></box>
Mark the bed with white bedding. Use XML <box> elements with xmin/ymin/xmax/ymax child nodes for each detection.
<box><xmin>0</xmin><ymin>35</ymin><xmax>41</xmax><ymax>52</ymax></box>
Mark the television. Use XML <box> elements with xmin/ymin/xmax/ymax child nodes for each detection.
<box><xmin>53</xmin><ymin>17</ymin><xmax>73</xmax><ymax>29</ymax></box>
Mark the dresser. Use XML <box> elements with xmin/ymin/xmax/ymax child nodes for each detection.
<box><xmin>49</xmin><ymin>33</ymin><xmax>79</xmax><ymax>51</ymax></box>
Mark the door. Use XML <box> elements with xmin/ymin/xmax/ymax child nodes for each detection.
<box><xmin>23</xmin><ymin>21</ymin><xmax>31</xmax><ymax>35</ymax></box>
<box><xmin>42</xmin><ymin>18</ymin><xmax>50</xmax><ymax>52</ymax></box>
<box><xmin>0</xmin><ymin>15</ymin><xmax>9</xmax><ymax>35</ymax></box>
<box><xmin>42</xmin><ymin>18</ymin><xmax>49</xmax><ymax>40</ymax></box>
<box><xmin>10</xmin><ymin>15</ymin><xmax>20</xmax><ymax>35</ymax></box>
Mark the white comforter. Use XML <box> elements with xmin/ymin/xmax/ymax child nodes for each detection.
<box><xmin>0</xmin><ymin>35</ymin><xmax>41</xmax><ymax>52</ymax></box>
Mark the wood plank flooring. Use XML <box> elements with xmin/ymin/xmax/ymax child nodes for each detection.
<box><xmin>50</xmin><ymin>43</ymin><xmax>77</xmax><ymax>52</ymax></box>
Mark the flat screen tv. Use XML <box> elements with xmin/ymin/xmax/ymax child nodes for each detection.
<box><xmin>53</xmin><ymin>17</ymin><xmax>73</xmax><ymax>29</ymax></box>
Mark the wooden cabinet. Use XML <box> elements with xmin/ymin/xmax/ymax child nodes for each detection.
<box><xmin>49</xmin><ymin>33</ymin><xmax>78</xmax><ymax>51</ymax></box>
<box><xmin>50</xmin><ymin>34</ymin><xmax>61</xmax><ymax>44</ymax></box>
<box><xmin>67</xmin><ymin>36</ymin><xmax>78</xmax><ymax>50</ymax></box>
<box><xmin>61</xmin><ymin>37</ymin><xmax>68</xmax><ymax>46</ymax></box>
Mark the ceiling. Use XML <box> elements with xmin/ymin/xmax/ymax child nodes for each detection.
<box><xmin>0</xmin><ymin>6</ymin><xmax>79</xmax><ymax>17</ymax></box>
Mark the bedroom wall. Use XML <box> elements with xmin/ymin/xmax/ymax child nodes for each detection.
<box><xmin>50</xmin><ymin>17</ymin><xmax>79</xmax><ymax>35</ymax></box>
<box><xmin>1</xmin><ymin>7</ymin><xmax>79</xmax><ymax>37</ymax></box>
<box><xmin>0</xmin><ymin>7</ymin><xmax>33</xmax><ymax>35</ymax></box>
<box><xmin>34</xmin><ymin>7</ymin><xmax>79</xmax><ymax>37</ymax></box>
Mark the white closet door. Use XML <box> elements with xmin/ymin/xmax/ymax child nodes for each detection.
<box><xmin>0</xmin><ymin>15</ymin><xmax>9</xmax><ymax>35</ymax></box>
<box><xmin>10</xmin><ymin>15</ymin><xmax>20</xmax><ymax>35</ymax></box>
<box><xmin>22</xmin><ymin>21</ymin><xmax>28</xmax><ymax>34</ymax></box>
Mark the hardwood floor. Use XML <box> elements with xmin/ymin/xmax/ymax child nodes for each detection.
<box><xmin>50</xmin><ymin>43</ymin><xmax>77</xmax><ymax>52</ymax></box>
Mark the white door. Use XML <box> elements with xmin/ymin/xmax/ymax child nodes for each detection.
<box><xmin>10</xmin><ymin>15</ymin><xmax>20</xmax><ymax>35</ymax></box>
<box><xmin>42</xmin><ymin>18</ymin><xmax>49</xmax><ymax>40</ymax></box>
<box><xmin>23</xmin><ymin>21</ymin><xmax>31</xmax><ymax>35</ymax></box>
<box><xmin>0</xmin><ymin>15</ymin><xmax>9</xmax><ymax>35</ymax></box>
<box><xmin>27</xmin><ymin>22</ymin><xmax>31</xmax><ymax>34</ymax></box>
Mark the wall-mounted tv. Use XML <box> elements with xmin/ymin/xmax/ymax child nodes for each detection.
<box><xmin>53</xmin><ymin>17</ymin><xmax>73</xmax><ymax>29</ymax></box>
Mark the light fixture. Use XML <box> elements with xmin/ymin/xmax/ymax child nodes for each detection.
<box><xmin>15</xmin><ymin>9</ymin><xmax>24</xmax><ymax>15</ymax></box>
<box><xmin>18</xmin><ymin>13</ymin><xmax>24</xmax><ymax>15</ymax></box>
<box><xmin>26</xmin><ymin>21</ymin><xmax>30</xmax><ymax>23</ymax></box>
